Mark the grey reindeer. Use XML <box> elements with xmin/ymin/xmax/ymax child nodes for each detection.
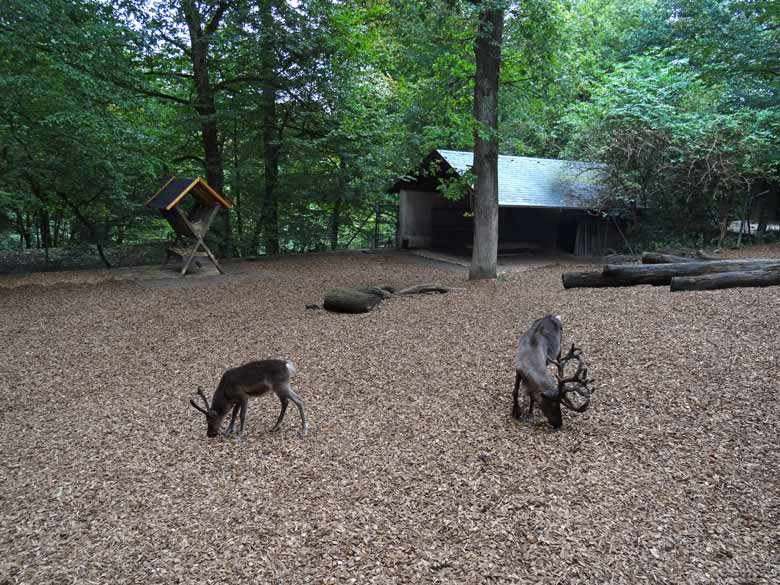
<box><xmin>512</xmin><ymin>315</ymin><xmax>594</xmax><ymax>429</ymax></box>
<box><xmin>190</xmin><ymin>359</ymin><xmax>309</xmax><ymax>437</ymax></box>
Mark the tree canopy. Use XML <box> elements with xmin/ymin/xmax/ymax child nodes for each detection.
<box><xmin>1</xmin><ymin>0</ymin><xmax>778</xmax><ymax>264</ymax></box>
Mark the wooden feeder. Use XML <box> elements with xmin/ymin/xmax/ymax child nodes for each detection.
<box><xmin>146</xmin><ymin>177</ymin><xmax>233</xmax><ymax>276</ymax></box>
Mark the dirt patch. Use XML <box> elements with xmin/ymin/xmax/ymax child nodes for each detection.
<box><xmin>1</xmin><ymin>246</ymin><xmax>779</xmax><ymax>584</ymax></box>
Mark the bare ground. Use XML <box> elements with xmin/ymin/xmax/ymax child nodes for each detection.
<box><xmin>1</xmin><ymin>248</ymin><xmax>779</xmax><ymax>584</ymax></box>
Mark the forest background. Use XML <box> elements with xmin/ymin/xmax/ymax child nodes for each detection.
<box><xmin>1</xmin><ymin>0</ymin><xmax>778</xmax><ymax>269</ymax></box>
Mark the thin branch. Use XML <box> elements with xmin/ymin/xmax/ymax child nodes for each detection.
<box><xmin>143</xmin><ymin>70</ymin><xmax>194</xmax><ymax>80</ymax></box>
<box><xmin>159</xmin><ymin>32</ymin><xmax>192</xmax><ymax>55</ymax></box>
<box><xmin>138</xmin><ymin>89</ymin><xmax>191</xmax><ymax>105</ymax></box>
<box><xmin>205</xmin><ymin>2</ymin><xmax>231</xmax><ymax>36</ymax></box>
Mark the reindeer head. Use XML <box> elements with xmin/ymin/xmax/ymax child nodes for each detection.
<box><xmin>539</xmin><ymin>384</ymin><xmax>564</xmax><ymax>428</ymax></box>
<box><xmin>189</xmin><ymin>388</ymin><xmax>225</xmax><ymax>437</ymax></box>
<box><xmin>551</xmin><ymin>343</ymin><xmax>595</xmax><ymax>416</ymax></box>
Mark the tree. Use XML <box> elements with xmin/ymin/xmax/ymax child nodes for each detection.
<box><xmin>470</xmin><ymin>1</ymin><xmax>506</xmax><ymax>280</ymax></box>
<box><xmin>563</xmin><ymin>53</ymin><xmax>780</xmax><ymax>247</ymax></box>
<box><xmin>0</xmin><ymin>0</ymin><xmax>164</xmax><ymax>265</ymax></box>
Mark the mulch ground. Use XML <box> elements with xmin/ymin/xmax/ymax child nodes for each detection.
<box><xmin>1</xmin><ymin>248</ymin><xmax>778</xmax><ymax>584</ymax></box>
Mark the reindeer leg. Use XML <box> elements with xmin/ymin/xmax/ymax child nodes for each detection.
<box><xmin>225</xmin><ymin>403</ymin><xmax>240</xmax><ymax>435</ymax></box>
<box><xmin>512</xmin><ymin>372</ymin><xmax>523</xmax><ymax>419</ymax></box>
<box><xmin>281</xmin><ymin>385</ymin><xmax>308</xmax><ymax>437</ymax></box>
<box><xmin>271</xmin><ymin>396</ymin><xmax>289</xmax><ymax>432</ymax></box>
<box><xmin>238</xmin><ymin>398</ymin><xmax>249</xmax><ymax>435</ymax></box>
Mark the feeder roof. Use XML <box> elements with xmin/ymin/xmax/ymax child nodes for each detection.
<box><xmin>146</xmin><ymin>177</ymin><xmax>233</xmax><ymax>211</ymax></box>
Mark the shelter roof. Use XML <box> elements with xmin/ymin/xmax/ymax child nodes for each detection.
<box><xmin>391</xmin><ymin>149</ymin><xmax>604</xmax><ymax>209</ymax></box>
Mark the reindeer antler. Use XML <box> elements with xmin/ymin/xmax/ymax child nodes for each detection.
<box><xmin>189</xmin><ymin>386</ymin><xmax>211</xmax><ymax>415</ymax></box>
<box><xmin>553</xmin><ymin>344</ymin><xmax>595</xmax><ymax>413</ymax></box>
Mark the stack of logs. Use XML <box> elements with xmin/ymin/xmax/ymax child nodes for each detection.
<box><xmin>563</xmin><ymin>252</ymin><xmax>780</xmax><ymax>292</ymax></box>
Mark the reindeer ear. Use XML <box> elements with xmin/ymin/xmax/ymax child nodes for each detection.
<box><xmin>542</xmin><ymin>386</ymin><xmax>559</xmax><ymax>400</ymax></box>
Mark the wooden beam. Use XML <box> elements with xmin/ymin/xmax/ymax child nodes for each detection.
<box><xmin>193</xmin><ymin>178</ymin><xmax>233</xmax><ymax>209</ymax></box>
<box><xmin>164</xmin><ymin>178</ymin><xmax>201</xmax><ymax>210</ymax></box>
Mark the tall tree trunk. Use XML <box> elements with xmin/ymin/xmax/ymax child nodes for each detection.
<box><xmin>38</xmin><ymin>209</ymin><xmax>52</xmax><ymax>249</ymax></box>
<box><xmin>16</xmin><ymin>210</ymin><xmax>30</xmax><ymax>249</ymax></box>
<box><xmin>53</xmin><ymin>209</ymin><xmax>63</xmax><ymax>247</ymax></box>
<box><xmin>232</xmin><ymin>117</ymin><xmax>244</xmax><ymax>256</ymax></box>
<box><xmin>329</xmin><ymin>197</ymin><xmax>342</xmax><ymax>250</ymax></box>
<box><xmin>262</xmin><ymin>81</ymin><xmax>281</xmax><ymax>254</ymax></box>
<box><xmin>469</xmin><ymin>3</ymin><xmax>504</xmax><ymax>281</ymax></box>
<box><xmin>329</xmin><ymin>157</ymin><xmax>347</xmax><ymax>250</ymax></box>
<box><xmin>259</xmin><ymin>0</ymin><xmax>281</xmax><ymax>255</ymax></box>
<box><xmin>182</xmin><ymin>0</ymin><xmax>230</xmax><ymax>256</ymax></box>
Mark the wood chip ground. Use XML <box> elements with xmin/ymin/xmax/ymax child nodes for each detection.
<box><xmin>1</xmin><ymin>248</ymin><xmax>778</xmax><ymax>584</ymax></box>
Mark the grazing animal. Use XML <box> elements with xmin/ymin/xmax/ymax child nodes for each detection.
<box><xmin>190</xmin><ymin>359</ymin><xmax>309</xmax><ymax>437</ymax></box>
<box><xmin>512</xmin><ymin>315</ymin><xmax>593</xmax><ymax>429</ymax></box>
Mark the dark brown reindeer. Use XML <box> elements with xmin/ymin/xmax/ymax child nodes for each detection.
<box><xmin>190</xmin><ymin>359</ymin><xmax>309</xmax><ymax>438</ymax></box>
<box><xmin>512</xmin><ymin>315</ymin><xmax>594</xmax><ymax>428</ymax></box>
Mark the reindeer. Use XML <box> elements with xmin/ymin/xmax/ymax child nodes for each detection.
<box><xmin>512</xmin><ymin>315</ymin><xmax>594</xmax><ymax>429</ymax></box>
<box><xmin>190</xmin><ymin>359</ymin><xmax>309</xmax><ymax>438</ymax></box>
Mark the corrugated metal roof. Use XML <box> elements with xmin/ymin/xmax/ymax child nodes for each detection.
<box><xmin>437</xmin><ymin>149</ymin><xmax>602</xmax><ymax>209</ymax></box>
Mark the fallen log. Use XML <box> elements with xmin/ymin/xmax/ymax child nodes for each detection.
<box><xmin>562</xmin><ymin>271</ymin><xmax>619</xmax><ymax>289</ymax></box>
<box><xmin>656</xmin><ymin>247</ymin><xmax>720</xmax><ymax>260</ymax></box>
<box><xmin>323</xmin><ymin>288</ymin><xmax>383</xmax><ymax>313</ymax></box>
<box><xmin>670</xmin><ymin>268</ymin><xmax>780</xmax><ymax>292</ymax></box>
<box><xmin>352</xmin><ymin>285</ymin><xmax>395</xmax><ymax>299</ymax></box>
<box><xmin>563</xmin><ymin>259</ymin><xmax>780</xmax><ymax>289</ymax></box>
<box><xmin>322</xmin><ymin>283</ymin><xmax>451</xmax><ymax>312</ymax></box>
<box><xmin>642</xmin><ymin>252</ymin><xmax>706</xmax><ymax>264</ymax></box>
<box><xmin>396</xmin><ymin>283</ymin><xmax>451</xmax><ymax>295</ymax></box>
<box><xmin>602</xmin><ymin>259</ymin><xmax>780</xmax><ymax>286</ymax></box>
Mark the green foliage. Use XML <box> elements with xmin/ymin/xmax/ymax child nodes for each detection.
<box><xmin>563</xmin><ymin>50</ymin><xmax>780</xmax><ymax>246</ymax></box>
<box><xmin>1</xmin><ymin>0</ymin><xmax>778</xmax><ymax>265</ymax></box>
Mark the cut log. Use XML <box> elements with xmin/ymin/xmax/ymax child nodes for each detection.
<box><xmin>670</xmin><ymin>268</ymin><xmax>780</xmax><ymax>292</ymax></box>
<box><xmin>642</xmin><ymin>252</ymin><xmax>701</xmax><ymax>264</ymax></box>
<box><xmin>563</xmin><ymin>259</ymin><xmax>780</xmax><ymax>289</ymax></box>
<box><xmin>396</xmin><ymin>283</ymin><xmax>451</xmax><ymax>295</ymax></box>
<box><xmin>323</xmin><ymin>288</ymin><xmax>383</xmax><ymax>313</ymax></box>
<box><xmin>656</xmin><ymin>247</ymin><xmax>720</xmax><ymax>260</ymax></box>
<box><xmin>602</xmin><ymin>259</ymin><xmax>780</xmax><ymax>286</ymax></box>
<box><xmin>562</xmin><ymin>271</ymin><xmax>620</xmax><ymax>289</ymax></box>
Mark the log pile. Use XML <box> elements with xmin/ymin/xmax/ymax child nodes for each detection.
<box><xmin>322</xmin><ymin>283</ymin><xmax>453</xmax><ymax>313</ymax></box>
<box><xmin>562</xmin><ymin>252</ymin><xmax>780</xmax><ymax>292</ymax></box>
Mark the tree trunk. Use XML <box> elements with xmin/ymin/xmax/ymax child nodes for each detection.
<box><xmin>329</xmin><ymin>196</ymin><xmax>341</xmax><ymax>250</ymax></box>
<box><xmin>671</xmin><ymin>268</ymin><xmax>780</xmax><ymax>292</ymax></box>
<box><xmin>257</xmin><ymin>0</ymin><xmax>281</xmax><ymax>255</ymax></box>
<box><xmin>261</xmin><ymin>81</ymin><xmax>280</xmax><ymax>255</ymax></box>
<box><xmin>38</xmin><ymin>209</ymin><xmax>52</xmax><ymax>250</ymax></box>
<box><xmin>469</xmin><ymin>4</ymin><xmax>503</xmax><ymax>281</ymax></box>
<box><xmin>232</xmin><ymin>117</ymin><xmax>244</xmax><ymax>257</ymax></box>
<box><xmin>182</xmin><ymin>0</ymin><xmax>229</xmax><ymax>256</ymax></box>
<box><xmin>15</xmin><ymin>210</ymin><xmax>30</xmax><ymax>249</ymax></box>
<box><xmin>52</xmin><ymin>210</ymin><xmax>63</xmax><ymax>247</ymax></box>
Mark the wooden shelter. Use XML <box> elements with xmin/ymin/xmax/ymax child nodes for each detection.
<box><xmin>390</xmin><ymin>149</ymin><xmax>620</xmax><ymax>256</ymax></box>
<box><xmin>146</xmin><ymin>177</ymin><xmax>233</xmax><ymax>275</ymax></box>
